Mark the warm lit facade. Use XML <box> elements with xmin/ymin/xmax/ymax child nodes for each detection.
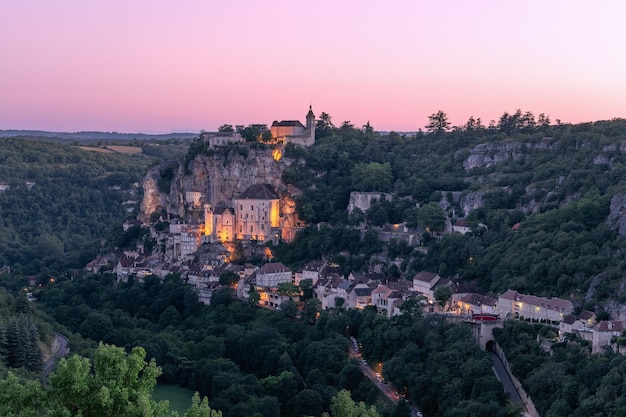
<box><xmin>204</xmin><ymin>207</ymin><xmax>235</xmax><ymax>242</ymax></box>
<box><xmin>203</xmin><ymin>184</ymin><xmax>280</xmax><ymax>243</ymax></box>
<box><xmin>270</xmin><ymin>106</ymin><xmax>316</xmax><ymax>146</ymax></box>
<box><xmin>233</xmin><ymin>184</ymin><xmax>280</xmax><ymax>241</ymax></box>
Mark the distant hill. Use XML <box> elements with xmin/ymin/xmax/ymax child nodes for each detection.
<box><xmin>0</xmin><ymin>129</ymin><xmax>198</xmax><ymax>142</ymax></box>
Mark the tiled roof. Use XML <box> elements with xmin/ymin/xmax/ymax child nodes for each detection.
<box><xmin>562</xmin><ymin>315</ymin><xmax>576</xmax><ymax>325</ymax></box>
<box><xmin>369</xmin><ymin>272</ymin><xmax>385</xmax><ymax>281</ymax></box>
<box><xmin>387</xmin><ymin>280</ymin><xmax>412</xmax><ymax>292</ymax></box>
<box><xmin>460</xmin><ymin>293</ymin><xmax>497</xmax><ymax>307</ymax></box>
<box><xmin>413</xmin><ymin>271</ymin><xmax>439</xmax><ymax>283</ymax></box>
<box><xmin>595</xmin><ymin>321</ymin><xmax>624</xmax><ymax>332</ymax></box>
<box><xmin>371</xmin><ymin>286</ymin><xmax>388</xmax><ymax>294</ymax></box>
<box><xmin>272</xmin><ymin>120</ymin><xmax>304</xmax><ymax>127</ymax></box>
<box><xmin>259</xmin><ymin>262</ymin><xmax>291</xmax><ymax>274</ymax></box>
<box><xmin>454</xmin><ymin>219</ymin><xmax>469</xmax><ymax>228</ymax></box>
<box><xmin>304</xmin><ymin>260</ymin><xmax>325</xmax><ymax>272</ymax></box>
<box><xmin>388</xmin><ymin>290</ymin><xmax>402</xmax><ymax>299</ymax></box>
<box><xmin>320</xmin><ymin>265</ymin><xmax>342</xmax><ymax>279</ymax></box>
<box><xmin>337</xmin><ymin>280</ymin><xmax>351</xmax><ymax>290</ymax></box>
<box><xmin>238</xmin><ymin>184</ymin><xmax>278</xmax><ymax>200</ymax></box>
<box><xmin>354</xmin><ymin>287</ymin><xmax>372</xmax><ymax>296</ymax></box>
<box><xmin>579</xmin><ymin>310</ymin><xmax>595</xmax><ymax>320</ymax></box>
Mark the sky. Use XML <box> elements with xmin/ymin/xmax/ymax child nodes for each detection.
<box><xmin>1</xmin><ymin>1</ymin><xmax>625</xmax><ymax>134</ymax></box>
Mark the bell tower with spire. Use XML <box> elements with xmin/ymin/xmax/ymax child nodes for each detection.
<box><xmin>306</xmin><ymin>105</ymin><xmax>315</xmax><ymax>145</ymax></box>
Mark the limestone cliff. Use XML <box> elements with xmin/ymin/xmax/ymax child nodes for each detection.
<box><xmin>139</xmin><ymin>147</ymin><xmax>300</xmax><ymax>227</ymax></box>
<box><xmin>607</xmin><ymin>193</ymin><xmax>626</xmax><ymax>238</ymax></box>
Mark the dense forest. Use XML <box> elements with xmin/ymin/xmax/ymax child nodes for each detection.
<box><xmin>0</xmin><ymin>138</ymin><xmax>160</xmax><ymax>275</ymax></box>
<box><xmin>2</xmin><ymin>273</ymin><xmax>517</xmax><ymax>417</ymax></box>
<box><xmin>494</xmin><ymin>320</ymin><xmax>626</xmax><ymax>416</ymax></box>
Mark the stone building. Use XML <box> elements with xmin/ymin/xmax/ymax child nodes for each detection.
<box><xmin>204</xmin><ymin>184</ymin><xmax>280</xmax><ymax>244</ymax></box>
<box><xmin>271</xmin><ymin>106</ymin><xmax>316</xmax><ymax>146</ymax></box>
<box><xmin>497</xmin><ymin>290</ymin><xmax>573</xmax><ymax>323</ymax></box>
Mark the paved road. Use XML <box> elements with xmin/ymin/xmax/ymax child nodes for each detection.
<box><xmin>488</xmin><ymin>351</ymin><xmax>523</xmax><ymax>405</ymax></box>
<box><xmin>349</xmin><ymin>338</ymin><xmax>423</xmax><ymax>417</ymax></box>
<box><xmin>43</xmin><ymin>333</ymin><xmax>70</xmax><ymax>379</ymax></box>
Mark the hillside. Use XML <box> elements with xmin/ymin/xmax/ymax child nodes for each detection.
<box><xmin>140</xmin><ymin>115</ymin><xmax>626</xmax><ymax>313</ymax></box>
<box><xmin>0</xmin><ymin>137</ymin><xmax>154</xmax><ymax>275</ymax></box>
<box><xmin>4</xmin><ymin>116</ymin><xmax>626</xmax><ymax>307</ymax></box>
<box><xmin>280</xmin><ymin>117</ymin><xmax>626</xmax><ymax>310</ymax></box>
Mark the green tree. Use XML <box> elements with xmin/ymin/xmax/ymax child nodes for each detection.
<box><xmin>277</xmin><ymin>282</ymin><xmax>300</xmax><ymax>295</ymax></box>
<box><xmin>50</xmin><ymin>343</ymin><xmax>170</xmax><ymax>417</ymax></box>
<box><xmin>248</xmin><ymin>285</ymin><xmax>260</xmax><ymax>305</ymax></box>
<box><xmin>398</xmin><ymin>296</ymin><xmax>424</xmax><ymax>320</ymax></box>
<box><xmin>426</xmin><ymin>110</ymin><xmax>450</xmax><ymax>134</ymax></box>
<box><xmin>280</xmin><ymin>299</ymin><xmax>298</xmax><ymax>317</ymax></box>
<box><xmin>218</xmin><ymin>124</ymin><xmax>234</xmax><ymax>133</ymax></box>
<box><xmin>351</xmin><ymin>163</ymin><xmax>393</xmax><ymax>192</ymax></box>
<box><xmin>219</xmin><ymin>271</ymin><xmax>239</xmax><ymax>287</ymax></box>
<box><xmin>316</xmin><ymin>112</ymin><xmax>336</xmax><ymax>139</ymax></box>
<box><xmin>299</xmin><ymin>279</ymin><xmax>314</xmax><ymax>300</ymax></box>
<box><xmin>0</xmin><ymin>372</ymin><xmax>47</xmax><ymax>417</ymax></box>
<box><xmin>292</xmin><ymin>389</ymin><xmax>324</xmax><ymax>417</ymax></box>
<box><xmin>303</xmin><ymin>298</ymin><xmax>321</xmax><ymax>323</ymax></box>
<box><xmin>327</xmin><ymin>389</ymin><xmax>379</xmax><ymax>417</ymax></box>
<box><xmin>416</xmin><ymin>202</ymin><xmax>446</xmax><ymax>233</ymax></box>
<box><xmin>239</xmin><ymin>125</ymin><xmax>264</xmax><ymax>143</ymax></box>
<box><xmin>183</xmin><ymin>392</ymin><xmax>222</xmax><ymax>417</ymax></box>
<box><xmin>433</xmin><ymin>285</ymin><xmax>452</xmax><ymax>310</ymax></box>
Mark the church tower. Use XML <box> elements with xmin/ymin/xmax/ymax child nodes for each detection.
<box><xmin>306</xmin><ymin>105</ymin><xmax>315</xmax><ymax>145</ymax></box>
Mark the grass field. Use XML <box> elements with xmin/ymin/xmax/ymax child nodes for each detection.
<box><xmin>77</xmin><ymin>146</ymin><xmax>114</xmax><ymax>153</ymax></box>
<box><xmin>105</xmin><ymin>145</ymin><xmax>143</xmax><ymax>154</ymax></box>
<box><xmin>152</xmin><ymin>384</ymin><xmax>195</xmax><ymax>415</ymax></box>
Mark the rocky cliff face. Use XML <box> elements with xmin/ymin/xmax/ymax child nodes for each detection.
<box><xmin>139</xmin><ymin>147</ymin><xmax>295</xmax><ymax>223</ymax></box>
<box><xmin>461</xmin><ymin>140</ymin><xmax>557</xmax><ymax>170</ymax></box>
<box><xmin>606</xmin><ymin>193</ymin><xmax>626</xmax><ymax>237</ymax></box>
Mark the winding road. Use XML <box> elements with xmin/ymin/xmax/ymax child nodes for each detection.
<box><xmin>42</xmin><ymin>333</ymin><xmax>70</xmax><ymax>380</ymax></box>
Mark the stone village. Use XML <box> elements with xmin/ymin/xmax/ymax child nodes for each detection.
<box><xmin>87</xmin><ymin>106</ymin><xmax>625</xmax><ymax>357</ymax></box>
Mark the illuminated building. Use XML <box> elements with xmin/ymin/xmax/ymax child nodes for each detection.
<box><xmin>203</xmin><ymin>183</ymin><xmax>280</xmax><ymax>244</ymax></box>
<box><xmin>270</xmin><ymin>105</ymin><xmax>315</xmax><ymax>146</ymax></box>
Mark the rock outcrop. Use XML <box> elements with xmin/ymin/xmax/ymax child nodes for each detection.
<box><xmin>606</xmin><ymin>193</ymin><xmax>626</xmax><ymax>237</ymax></box>
<box><xmin>140</xmin><ymin>147</ymin><xmax>294</xmax><ymax>224</ymax></box>
<box><xmin>461</xmin><ymin>142</ymin><xmax>524</xmax><ymax>170</ymax></box>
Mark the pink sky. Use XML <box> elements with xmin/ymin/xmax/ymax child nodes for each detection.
<box><xmin>1</xmin><ymin>1</ymin><xmax>625</xmax><ymax>133</ymax></box>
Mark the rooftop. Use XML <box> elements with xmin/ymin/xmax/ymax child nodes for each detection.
<box><xmin>413</xmin><ymin>271</ymin><xmax>440</xmax><ymax>283</ymax></box>
<box><xmin>238</xmin><ymin>184</ymin><xmax>279</xmax><ymax>200</ymax></box>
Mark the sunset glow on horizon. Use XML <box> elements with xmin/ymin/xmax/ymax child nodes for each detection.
<box><xmin>1</xmin><ymin>1</ymin><xmax>625</xmax><ymax>134</ymax></box>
